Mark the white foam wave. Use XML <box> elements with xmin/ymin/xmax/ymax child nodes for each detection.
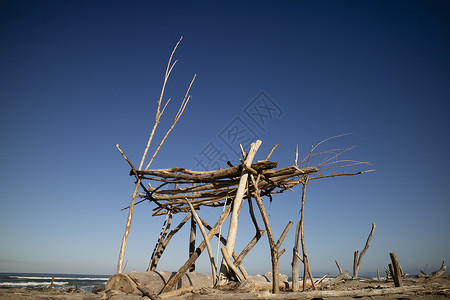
<box><xmin>10</xmin><ymin>276</ymin><xmax>108</xmax><ymax>281</ymax></box>
<box><xmin>0</xmin><ymin>281</ymin><xmax>69</xmax><ymax>287</ymax></box>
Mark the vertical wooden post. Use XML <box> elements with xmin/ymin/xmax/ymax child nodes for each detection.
<box><xmin>189</xmin><ymin>217</ymin><xmax>196</xmax><ymax>272</ymax></box>
<box><xmin>389</xmin><ymin>252</ymin><xmax>403</xmax><ymax>287</ymax></box>
<box><xmin>189</xmin><ymin>183</ymin><xmax>197</xmax><ymax>272</ymax></box>
<box><xmin>353</xmin><ymin>251</ymin><xmax>359</xmax><ymax>278</ymax></box>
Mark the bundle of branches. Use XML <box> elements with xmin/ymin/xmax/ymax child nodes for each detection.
<box><xmin>132</xmin><ymin>161</ymin><xmax>319</xmax><ymax>216</ymax></box>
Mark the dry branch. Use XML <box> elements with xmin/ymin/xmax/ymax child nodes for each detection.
<box><xmin>353</xmin><ymin>222</ymin><xmax>376</xmax><ymax>278</ymax></box>
<box><xmin>185</xmin><ymin>199</ymin><xmax>217</xmax><ymax>285</ymax></box>
<box><xmin>161</xmin><ymin>203</ymin><xmax>232</xmax><ymax>293</ymax></box>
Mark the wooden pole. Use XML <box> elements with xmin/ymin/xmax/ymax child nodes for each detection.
<box><xmin>117</xmin><ymin>180</ymin><xmax>141</xmax><ymax>273</ymax></box>
<box><xmin>292</xmin><ymin>178</ymin><xmax>316</xmax><ymax>291</ymax></box>
<box><xmin>218</xmin><ymin>140</ymin><xmax>262</xmax><ymax>282</ymax></box>
<box><xmin>251</xmin><ymin>174</ymin><xmax>292</xmax><ymax>294</ymax></box>
<box><xmin>189</xmin><ymin>217</ymin><xmax>196</xmax><ymax>272</ymax></box>
<box><xmin>189</xmin><ymin>183</ymin><xmax>197</xmax><ymax>272</ymax></box>
<box><xmin>352</xmin><ymin>251</ymin><xmax>359</xmax><ymax>279</ymax></box>
<box><xmin>185</xmin><ymin>199</ymin><xmax>217</xmax><ymax>286</ymax></box>
<box><xmin>389</xmin><ymin>252</ymin><xmax>403</xmax><ymax>287</ymax></box>
<box><xmin>148</xmin><ymin>213</ymin><xmax>192</xmax><ymax>271</ymax></box>
<box><xmin>161</xmin><ymin>203</ymin><xmax>232</xmax><ymax>293</ymax></box>
<box><xmin>335</xmin><ymin>260</ymin><xmax>343</xmax><ymax>274</ymax></box>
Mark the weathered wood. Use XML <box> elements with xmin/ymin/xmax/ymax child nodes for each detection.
<box><xmin>320</xmin><ymin>271</ymin><xmax>349</xmax><ymax>288</ymax></box>
<box><xmin>148</xmin><ymin>213</ymin><xmax>191</xmax><ymax>271</ymax></box>
<box><xmin>353</xmin><ymin>251</ymin><xmax>358</xmax><ymax>278</ymax></box>
<box><xmin>117</xmin><ymin>179</ymin><xmax>141</xmax><ymax>273</ymax></box>
<box><xmin>189</xmin><ymin>216</ymin><xmax>196</xmax><ymax>272</ymax></box>
<box><xmin>107</xmin><ymin>271</ymin><xmax>211</xmax><ymax>296</ymax></box>
<box><xmin>128</xmin><ymin>274</ymin><xmax>159</xmax><ymax>300</ymax></box>
<box><xmin>335</xmin><ymin>260</ymin><xmax>343</xmax><ymax>274</ymax></box>
<box><xmin>198</xmin><ymin>217</ymin><xmax>249</xmax><ymax>279</ymax></box>
<box><xmin>294</xmin><ymin>178</ymin><xmax>315</xmax><ymax>291</ymax></box>
<box><xmin>390</xmin><ymin>252</ymin><xmax>403</xmax><ymax>287</ymax></box>
<box><xmin>189</xmin><ymin>183</ymin><xmax>197</xmax><ymax>272</ymax></box>
<box><xmin>149</xmin><ymin>213</ymin><xmax>172</xmax><ymax>270</ymax></box>
<box><xmin>292</xmin><ymin>285</ymin><xmax>426</xmax><ymax>298</ymax></box>
<box><xmin>161</xmin><ymin>203</ymin><xmax>232</xmax><ymax>293</ymax></box>
<box><xmin>388</xmin><ymin>264</ymin><xmax>394</xmax><ymax>280</ymax></box>
<box><xmin>159</xmin><ymin>287</ymin><xmax>194</xmax><ymax>299</ymax></box>
<box><xmin>137</xmin><ymin>160</ymin><xmax>277</xmax><ymax>181</ymax></box>
<box><xmin>315</xmin><ymin>273</ymin><xmax>329</xmax><ymax>284</ymax></box>
<box><xmin>234</xmin><ymin>230</ymin><xmax>266</xmax><ymax>267</ymax></box>
<box><xmin>185</xmin><ymin>199</ymin><xmax>217</xmax><ymax>286</ymax></box>
<box><xmin>219</xmin><ymin>140</ymin><xmax>262</xmax><ymax>282</ymax></box>
<box><xmin>220</xmin><ymin>246</ymin><xmax>245</xmax><ymax>282</ymax></box>
<box><xmin>431</xmin><ymin>261</ymin><xmax>447</xmax><ymax>277</ymax></box>
<box><xmin>354</xmin><ymin>222</ymin><xmax>376</xmax><ymax>278</ymax></box>
<box><xmin>251</xmin><ymin>175</ymin><xmax>292</xmax><ymax>294</ymax></box>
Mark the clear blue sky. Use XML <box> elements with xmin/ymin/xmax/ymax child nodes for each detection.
<box><xmin>1</xmin><ymin>0</ymin><xmax>449</xmax><ymax>277</ymax></box>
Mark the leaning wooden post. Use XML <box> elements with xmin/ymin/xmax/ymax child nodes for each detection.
<box><xmin>185</xmin><ymin>199</ymin><xmax>217</xmax><ymax>286</ymax></box>
<box><xmin>335</xmin><ymin>260</ymin><xmax>343</xmax><ymax>274</ymax></box>
<box><xmin>161</xmin><ymin>203</ymin><xmax>232</xmax><ymax>293</ymax></box>
<box><xmin>218</xmin><ymin>140</ymin><xmax>262</xmax><ymax>282</ymax></box>
<box><xmin>389</xmin><ymin>252</ymin><xmax>403</xmax><ymax>287</ymax></box>
<box><xmin>251</xmin><ymin>174</ymin><xmax>292</xmax><ymax>294</ymax></box>
<box><xmin>118</xmin><ymin>180</ymin><xmax>141</xmax><ymax>273</ymax></box>
<box><xmin>148</xmin><ymin>213</ymin><xmax>191</xmax><ymax>271</ymax></box>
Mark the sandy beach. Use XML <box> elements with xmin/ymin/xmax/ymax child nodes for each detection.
<box><xmin>1</xmin><ymin>275</ymin><xmax>449</xmax><ymax>299</ymax></box>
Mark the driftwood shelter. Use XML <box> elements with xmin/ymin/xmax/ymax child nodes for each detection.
<box><xmin>106</xmin><ymin>38</ymin><xmax>375</xmax><ymax>298</ymax></box>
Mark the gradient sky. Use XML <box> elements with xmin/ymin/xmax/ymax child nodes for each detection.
<box><xmin>1</xmin><ymin>1</ymin><xmax>449</xmax><ymax>277</ymax></box>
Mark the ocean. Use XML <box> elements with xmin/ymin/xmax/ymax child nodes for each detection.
<box><xmin>0</xmin><ymin>273</ymin><xmax>110</xmax><ymax>292</ymax></box>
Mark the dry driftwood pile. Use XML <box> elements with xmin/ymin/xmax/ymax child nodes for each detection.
<box><xmin>136</xmin><ymin>160</ymin><xmax>318</xmax><ymax>216</ymax></box>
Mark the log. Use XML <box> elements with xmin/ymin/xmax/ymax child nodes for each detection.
<box><xmin>289</xmin><ymin>285</ymin><xmax>426</xmax><ymax>299</ymax></box>
<box><xmin>431</xmin><ymin>261</ymin><xmax>447</xmax><ymax>277</ymax></box>
<box><xmin>320</xmin><ymin>271</ymin><xmax>349</xmax><ymax>288</ymax></box>
<box><xmin>106</xmin><ymin>271</ymin><xmax>212</xmax><ymax>295</ymax></box>
<box><xmin>128</xmin><ymin>274</ymin><xmax>159</xmax><ymax>300</ymax></box>
<box><xmin>390</xmin><ymin>252</ymin><xmax>403</xmax><ymax>287</ymax></box>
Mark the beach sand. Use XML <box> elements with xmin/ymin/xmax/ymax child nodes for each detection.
<box><xmin>1</xmin><ymin>276</ymin><xmax>449</xmax><ymax>299</ymax></box>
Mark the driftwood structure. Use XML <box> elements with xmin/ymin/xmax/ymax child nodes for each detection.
<box><xmin>111</xmin><ymin>38</ymin><xmax>377</xmax><ymax>297</ymax></box>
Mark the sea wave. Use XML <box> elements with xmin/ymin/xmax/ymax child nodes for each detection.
<box><xmin>10</xmin><ymin>276</ymin><xmax>108</xmax><ymax>281</ymax></box>
<box><xmin>0</xmin><ymin>281</ymin><xmax>69</xmax><ymax>287</ymax></box>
